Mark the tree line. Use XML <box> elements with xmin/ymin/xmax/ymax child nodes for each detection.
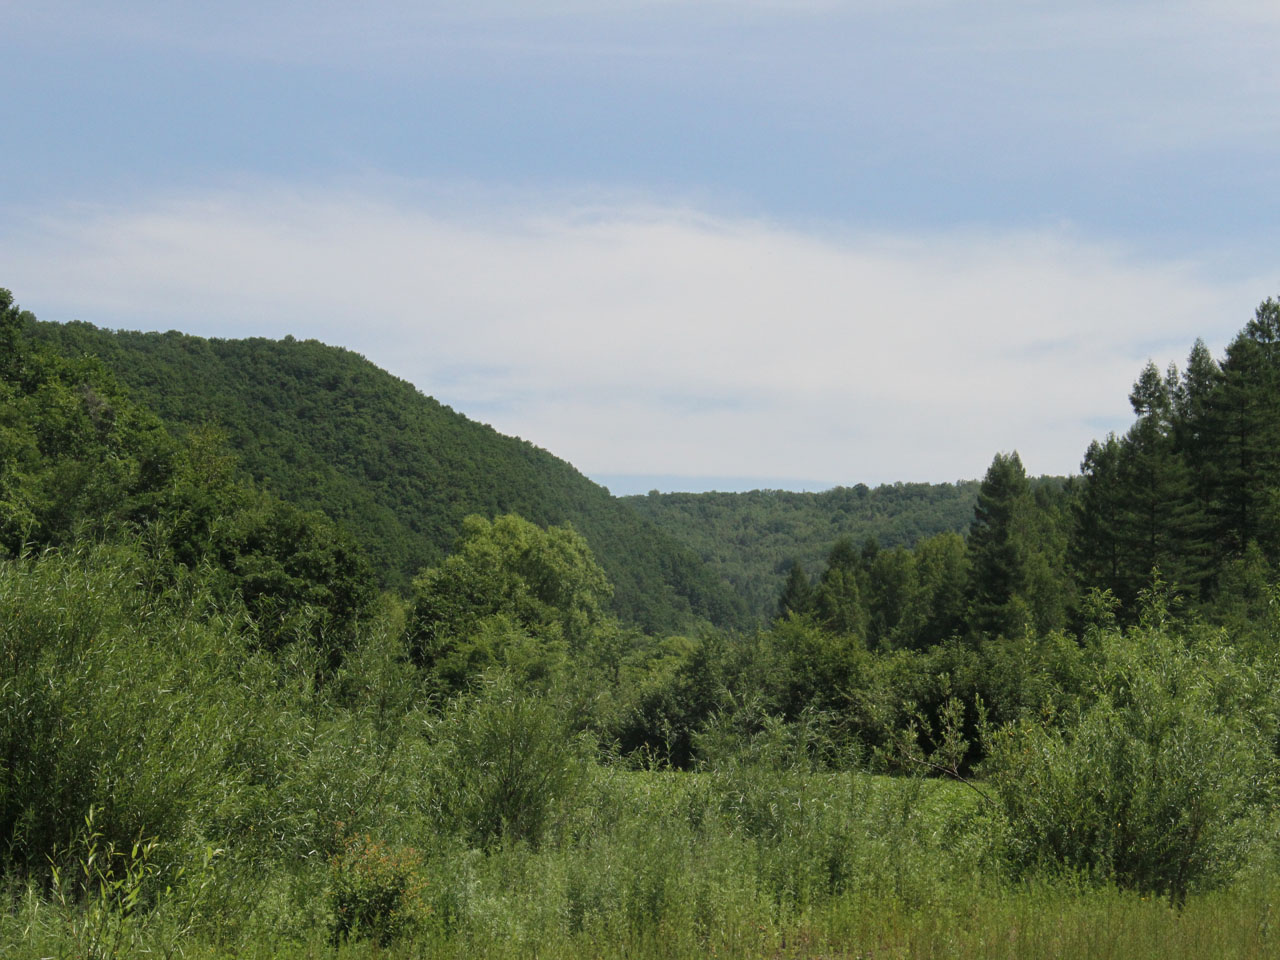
<box><xmin>772</xmin><ymin>298</ymin><xmax>1280</xmax><ymax>649</ymax></box>
<box><xmin>625</xmin><ymin>482</ymin><xmax>981</xmax><ymax>622</ymax></box>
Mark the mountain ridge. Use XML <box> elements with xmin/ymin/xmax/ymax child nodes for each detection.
<box><xmin>24</xmin><ymin>319</ymin><xmax>746</xmax><ymax>632</ymax></box>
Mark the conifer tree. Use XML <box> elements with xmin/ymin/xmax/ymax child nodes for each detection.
<box><xmin>1072</xmin><ymin>435</ymin><xmax>1125</xmax><ymax>598</ymax></box>
<box><xmin>910</xmin><ymin>531</ymin><xmax>969</xmax><ymax>647</ymax></box>
<box><xmin>1115</xmin><ymin>361</ymin><xmax>1203</xmax><ymax>601</ymax></box>
<box><xmin>864</xmin><ymin>546</ymin><xmax>919</xmax><ymax>649</ymax></box>
<box><xmin>1023</xmin><ymin>480</ymin><xmax>1074</xmax><ymax>634</ymax></box>
<box><xmin>776</xmin><ymin>559</ymin><xmax>814</xmax><ymax>620</ymax></box>
<box><xmin>813</xmin><ymin>536</ymin><xmax>868</xmax><ymax>638</ymax></box>
<box><xmin>1172</xmin><ymin>339</ymin><xmax>1220</xmax><ymax>473</ymax></box>
<box><xmin>967</xmin><ymin>451</ymin><xmax>1033</xmax><ymax>639</ymax></box>
<box><xmin>1170</xmin><ymin>339</ymin><xmax>1222</xmax><ymax>581</ymax></box>
<box><xmin>1212</xmin><ymin>299</ymin><xmax>1280</xmax><ymax>561</ymax></box>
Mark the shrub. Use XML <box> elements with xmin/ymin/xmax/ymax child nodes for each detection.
<box><xmin>984</xmin><ymin>618</ymin><xmax>1275</xmax><ymax>902</ymax></box>
<box><xmin>327</xmin><ymin>833</ymin><xmax>428</xmax><ymax>946</ymax></box>
<box><xmin>428</xmin><ymin>671</ymin><xmax>589</xmax><ymax>848</ymax></box>
<box><xmin>0</xmin><ymin>542</ymin><xmax>245</xmax><ymax>874</ymax></box>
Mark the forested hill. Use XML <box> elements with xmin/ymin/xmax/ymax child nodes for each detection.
<box><xmin>624</xmin><ymin>483</ymin><xmax>987</xmax><ymax>620</ymax></box>
<box><xmin>24</xmin><ymin>319</ymin><xmax>745</xmax><ymax>632</ymax></box>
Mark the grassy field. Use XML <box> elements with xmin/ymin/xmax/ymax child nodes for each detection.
<box><xmin>5</xmin><ymin>766</ymin><xmax>1277</xmax><ymax>959</ymax></box>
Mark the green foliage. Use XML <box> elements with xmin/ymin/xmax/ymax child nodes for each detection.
<box><xmin>47</xmin><ymin>807</ymin><xmax>160</xmax><ymax>960</ymax></box>
<box><xmin>0</xmin><ymin>533</ymin><xmax>1276</xmax><ymax>959</ymax></box>
<box><xmin>610</xmin><ymin>632</ymin><xmax>742</xmax><ymax>768</ymax></box>
<box><xmin>0</xmin><ymin>537</ymin><xmax>406</xmax><ymax>900</ymax></box>
<box><xmin>213</xmin><ymin>492</ymin><xmax>376</xmax><ymax>660</ymax></box>
<box><xmin>812</xmin><ymin>536</ymin><xmax>868</xmax><ymax>638</ymax></box>
<box><xmin>1120</xmin><ymin>363</ymin><xmax>1209</xmax><ymax>597</ymax></box>
<box><xmin>776</xmin><ymin>530</ymin><xmax>973</xmax><ymax>653</ymax></box>
<box><xmin>770</xmin><ymin>613</ymin><xmax>864</xmax><ymax>719</ymax></box>
<box><xmin>1213</xmin><ymin>300</ymin><xmax>1280</xmax><ymax>560</ymax></box>
<box><xmin>0</xmin><ymin>293</ymin><xmax>176</xmax><ymax>556</ymax></box>
<box><xmin>24</xmin><ymin>317</ymin><xmax>741</xmax><ymax>632</ymax></box>
<box><xmin>608</xmin><ymin>610</ymin><xmax>1098</xmax><ymax>776</ymax></box>
<box><xmin>1071</xmin><ymin>299</ymin><xmax>1280</xmax><ymax>618</ymax></box>
<box><xmin>10</xmin><ymin>283</ymin><xmax>1280</xmax><ymax>957</ymax></box>
<box><xmin>984</xmin><ymin>615</ymin><xmax>1275</xmax><ymax>902</ymax></box>
<box><xmin>426</xmin><ymin>672</ymin><xmax>591</xmax><ymax>849</ymax></box>
<box><xmin>628</xmin><ymin>481</ymin><xmax>982</xmax><ymax>622</ymax></box>
<box><xmin>405</xmin><ymin>514</ymin><xmax>614</xmax><ymax>691</ymax></box>
<box><xmin>0</xmin><ymin>542</ymin><xmax>246</xmax><ymax>874</ymax></box>
<box><xmin>967</xmin><ymin>452</ymin><xmax>1072</xmax><ymax>640</ymax></box>
<box><xmin>1072</xmin><ymin>435</ymin><xmax>1126</xmax><ymax>598</ymax></box>
<box><xmin>1</xmin><ymin>293</ymin><xmax>378</xmax><ymax>663</ymax></box>
<box><xmin>1210</xmin><ymin>544</ymin><xmax>1280</xmax><ymax>655</ymax></box>
<box><xmin>774</xmin><ymin>559</ymin><xmax>812</xmax><ymax>620</ymax></box>
<box><xmin>1073</xmin><ymin>362</ymin><xmax>1212</xmax><ymax>611</ymax></box>
<box><xmin>910</xmin><ymin>531</ymin><xmax>970</xmax><ymax>646</ymax></box>
<box><xmin>967</xmin><ymin>452</ymin><xmax>1033</xmax><ymax>638</ymax></box>
<box><xmin>327</xmin><ymin>834</ymin><xmax>428</xmax><ymax>946</ymax></box>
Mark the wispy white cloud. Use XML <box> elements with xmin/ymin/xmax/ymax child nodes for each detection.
<box><xmin>3</xmin><ymin>184</ymin><xmax>1266</xmax><ymax>488</ymax></box>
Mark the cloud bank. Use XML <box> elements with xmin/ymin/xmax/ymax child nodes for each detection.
<box><xmin>2</xmin><ymin>185</ymin><xmax>1266</xmax><ymax>491</ymax></box>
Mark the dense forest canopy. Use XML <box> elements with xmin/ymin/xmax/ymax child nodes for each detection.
<box><xmin>22</xmin><ymin>317</ymin><xmax>744</xmax><ymax>633</ymax></box>
<box><xmin>758</xmin><ymin>298</ymin><xmax>1280</xmax><ymax>651</ymax></box>
<box><xmin>13</xmin><ymin>289</ymin><xmax>1280</xmax><ymax>649</ymax></box>
<box><xmin>624</xmin><ymin>481</ymin><xmax>986</xmax><ymax>620</ymax></box>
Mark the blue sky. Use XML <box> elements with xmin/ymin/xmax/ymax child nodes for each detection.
<box><xmin>3</xmin><ymin>1</ymin><xmax>1278</xmax><ymax>493</ymax></box>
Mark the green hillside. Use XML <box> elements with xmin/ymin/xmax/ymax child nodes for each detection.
<box><xmin>624</xmin><ymin>483</ymin><xmax>985</xmax><ymax>619</ymax></box>
<box><xmin>24</xmin><ymin>319</ymin><xmax>744</xmax><ymax>632</ymax></box>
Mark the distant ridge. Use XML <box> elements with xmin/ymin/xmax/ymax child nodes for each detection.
<box><xmin>593</xmin><ymin>474</ymin><xmax>839</xmax><ymax>496</ymax></box>
<box><xmin>25</xmin><ymin>320</ymin><xmax>745</xmax><ymax>632</ymax></box>
<box><xmin>625</xmin><ymin>483</ymin><xmax>984</xmax><ymax>620</ymax></box>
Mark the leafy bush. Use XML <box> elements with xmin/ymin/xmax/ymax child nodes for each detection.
<box><xmin>0</xmin><ymin>542</ymin><xmax>248</xmax><ymax>874</ymax></box>
<box><xmin>327</xmin><ymin>833</ymin><xmax>428</xmax><ymax>946</ymax></box>
<box><xmin>984</xmin><ymin>617</ymin><xmax>1275</xmax><ymax>902</ymax></box>
<box><xmin>427</xmin><ymin>671</ymin><xmax>590</xmax><ymax>848</ymax></box>
<box><xmin>405</xmin><ymin>514</ymin><xmax>614</xmax><ymax>691</ymax></box>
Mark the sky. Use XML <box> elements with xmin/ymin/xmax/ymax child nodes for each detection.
<box><xmin>3</xmin><ymin>1</ymin><xmax>1278</xmax><ymax>494</ymax></box>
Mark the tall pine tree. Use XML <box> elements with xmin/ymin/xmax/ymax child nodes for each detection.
<box><xmin>1072</xmin><ymin>434</ymin><xmax>1125</xmax><ymax>598</ymax></box>
<box><xmin>1210</xmin><ymin>299</ymin><xmax>1280</xmax><ymax>561</ymax></box>
<box><xmin>967</xmin><ymin>451</ymin><xmax>1033</xmax><ymax>640</ymax></box>
<box><xmin>776</xmin><ymin>559</ymin><xmax>814</xmax><ymax>620</ymax></box>
<box><xmin>1114</xmin><ymin>361</ymin><xmax>1203</xmax><ymax>602</ymax></box>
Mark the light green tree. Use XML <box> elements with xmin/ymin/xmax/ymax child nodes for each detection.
<box><xmin>404</xmin><ymin>513</ymin><xmax>615</xmax><ymax>691</ymax></box>
<box><xmin>812</xmin><ymin>536</ymin><xmax>867</xmax><ymax>639</ymax></box>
